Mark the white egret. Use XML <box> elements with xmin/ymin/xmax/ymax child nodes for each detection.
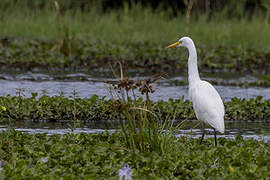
<box><xmin>166</xmin><ymin>37</ymin><xmax>225</xmax><ymax>146</ymax></box>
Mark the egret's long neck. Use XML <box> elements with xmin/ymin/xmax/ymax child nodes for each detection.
<box><xmin>187</xmin><ymin>42</ymin><xmax>200</xmax><ymax>84</ymax></box>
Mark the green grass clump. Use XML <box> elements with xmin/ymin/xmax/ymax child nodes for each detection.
<box><xmin>0</xmin><ymin>130</ymin><xmax>270</xmax><ymax>179</ymax></box>
<box><xmin>0</xmin><ymin>95</ymin><xmax>269</xmax><ymax>122</ymax></box>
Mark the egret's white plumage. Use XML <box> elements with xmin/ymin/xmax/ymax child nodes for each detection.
<box><xmin>189</xmin><ymin>80</ymin><xmax>224</xmax><ymax>133</ymax></box>
<box><xmin>167</xmin><ymin>37</ymin><xmax>225</xmax><ymax>145</ymax></box>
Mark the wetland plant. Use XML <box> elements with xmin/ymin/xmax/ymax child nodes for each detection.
<box><xmin>67</xmin><ymin>90</ymin><xmax>81</xmax><ymax>132</ymax></box>
<box><xmin>1</xmin><ymin>131</ymin><xmax>270</xmax><ymax>179</ymax></box>
<box><xmin>0</xmin><ymin>94</ymin><xmax>269</xmax><ymax>122</ymax></box>
<box><xmin>107</xmin><ymin>65</ymin><xmax>176</xmax><ymax>153</ymax></box>
<box><xmin>0</xmin><ymin>105</ymin><xmax>13</xmax><ymax>131</ymax></box>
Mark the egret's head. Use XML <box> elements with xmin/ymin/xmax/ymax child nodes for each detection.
<box><xmin>166</xmin><ymin>36</ymin><xmax>193</xmax><ymax>49</ymax></box>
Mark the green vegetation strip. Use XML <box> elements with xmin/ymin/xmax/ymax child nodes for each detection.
<box><xmin>0</xmin><ymin>95</ymin><xmax>269</xmax><ymax>122</ymax></box>
<box><xmin>0</xmin><ymin>38</ymin><xmax>270</xmax><ymax>73</ymax></box>
<box><xmin>0</xmin><ymin>130</ymin><xmax>270</xmax><ymax>179</ymax></box>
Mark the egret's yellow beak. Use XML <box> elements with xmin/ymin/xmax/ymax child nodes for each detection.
<box><xmin>166</xmin><ymin>41</ymin><xmax>180</xmax><ymax>48</ymax></box>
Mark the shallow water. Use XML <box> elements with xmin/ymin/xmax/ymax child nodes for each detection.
<box><xmin>0</xmin><ymin>72</ymin><xmax>269</xmax><ymax>142</ymax></box>
<box><xmin>1</xmin><ymin>121</ymin><xmax>270</xmax><ymax>142</ymax></box>
<box><xmin>0</xmin><ymin>72</ymin><xmax>269</xmax><ymax>101</ymax></box>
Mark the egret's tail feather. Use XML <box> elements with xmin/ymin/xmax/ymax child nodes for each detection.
<box><xmin>215</xmin><ymin>120</ymin><xmax>225</xmax><ymax>134</ymax></box>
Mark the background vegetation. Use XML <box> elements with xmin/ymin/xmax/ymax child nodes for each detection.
<box><xmin>0</xmin><ymin>0</ymin><xmax>270</xmax><ymax>73</ymax></box>
<box><xmin>1</xmin><ymin>0</ymin><xmax>270</xmax><ymax>47</ymax></box>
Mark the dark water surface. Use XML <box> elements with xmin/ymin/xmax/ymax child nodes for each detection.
<box><xmin>0</xmin><ymin>72</ymin><xmax>269</xmax><ymax>101</ymax></box>
<box><xmin>1</xmin><ymin>121</ymin><xmax>270</xmax><ymax>143</ymax></box>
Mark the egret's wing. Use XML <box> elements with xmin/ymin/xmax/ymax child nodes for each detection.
<box><xmin>189</xmin><ymin>80</ymin><xmax>224</xmax><ymax>132</ymax></box>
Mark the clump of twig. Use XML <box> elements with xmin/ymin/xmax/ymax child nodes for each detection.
<box><xmin>108</xmin><ymin>72</ymin><xmax>162</xmax><ymax>102</ymax></box>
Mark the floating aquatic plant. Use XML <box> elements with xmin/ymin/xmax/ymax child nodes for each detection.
<box><xmin>0</xmin><ymin>131</ymin><xmax>270</xmax><ymax>179</ymax></box>
<box><xmin>0</xmin><ymin>95</ymin><xmax>269</xmax><ymax>122</ymax></box>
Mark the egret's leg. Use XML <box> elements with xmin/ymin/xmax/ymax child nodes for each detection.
<box><xmin>199</xmin><ymin>123</ymin><xmax>205</xmax><ymax>145</ymax></box>
<box><xmin>214</xmin><ymin>129</ymin><xmax>217</xmax><ymax>146</ymax></box>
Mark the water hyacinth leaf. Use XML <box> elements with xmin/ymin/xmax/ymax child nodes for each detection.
<box><xmin>0</xmin><ymin>95</ymin><xmax>269</xmax><ymax>122</ymax></box>
<box><xmin>0</xmin><ymin>131</ymin><xmax>270</xmax><ymax>178</ymax></box>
